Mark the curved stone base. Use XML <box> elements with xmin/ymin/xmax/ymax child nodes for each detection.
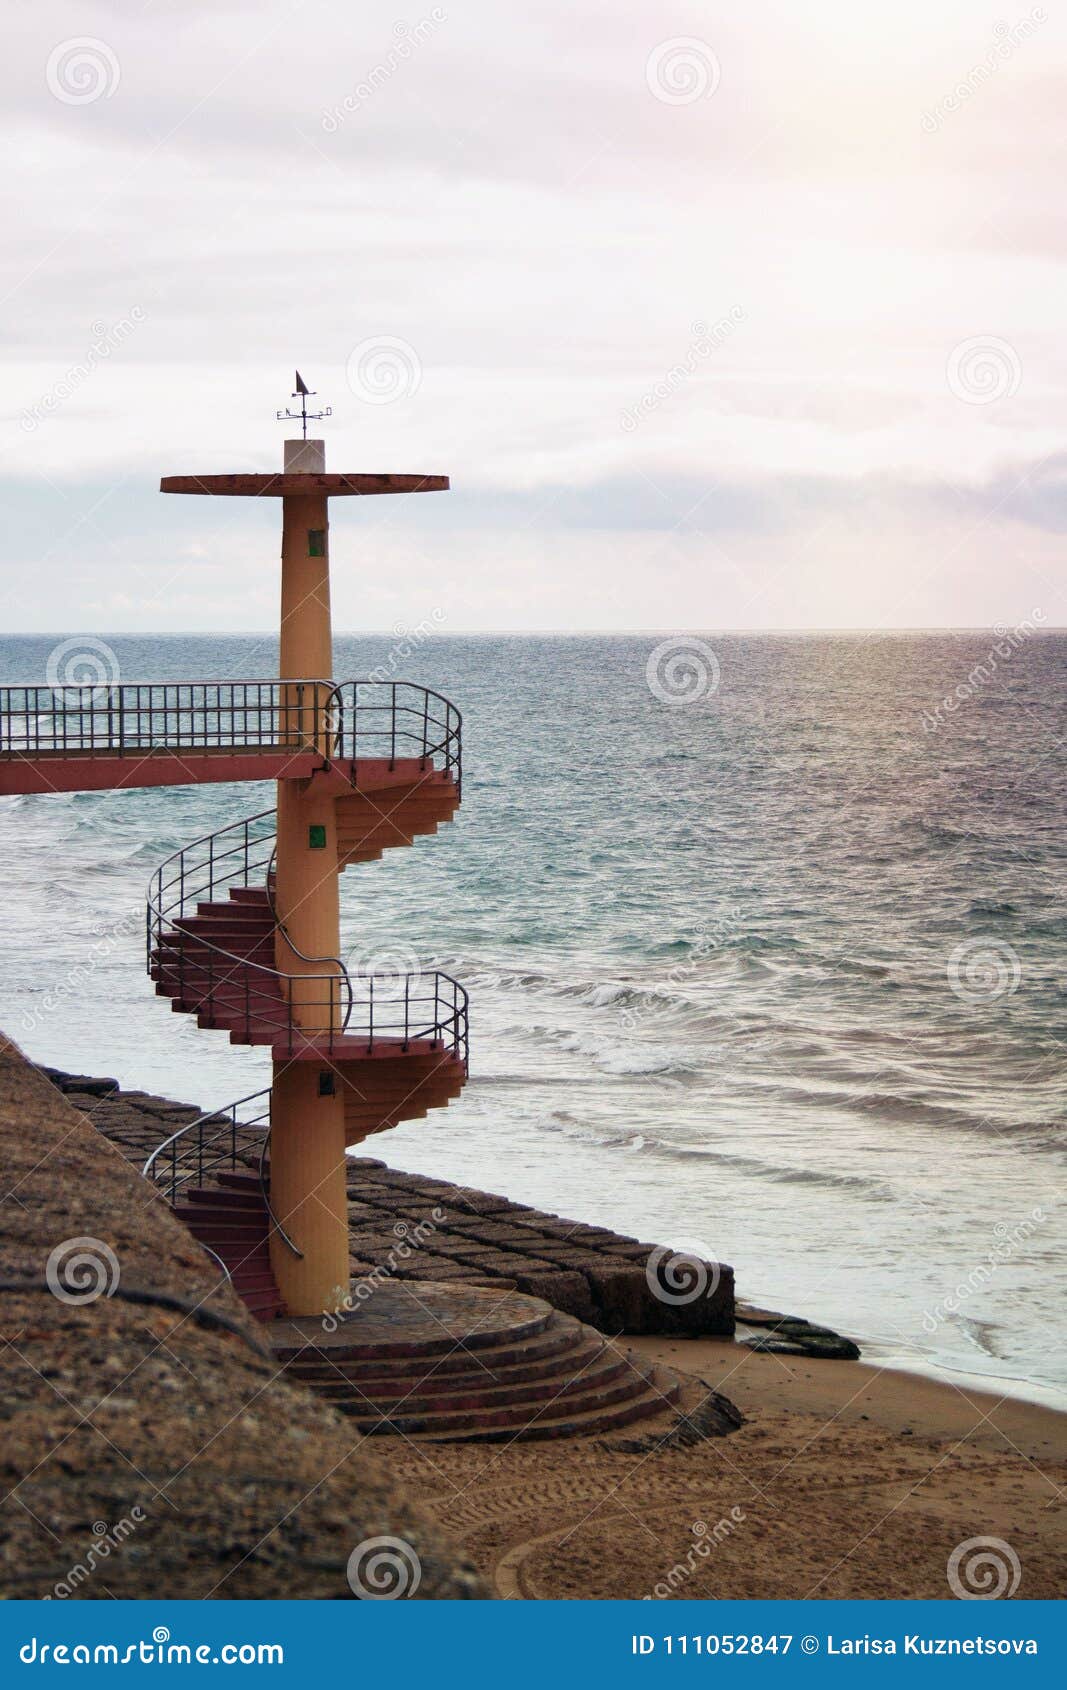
<box><xmin>268</xmin><ymin>1281</ymin><xmax>686</xmax><ymax>1442</ymax></box>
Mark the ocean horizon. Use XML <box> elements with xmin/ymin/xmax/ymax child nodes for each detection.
<box><xmin>1</xmin><ymin>629</ymin><xmax>1063</xmax><ymax>1406</ymax></box>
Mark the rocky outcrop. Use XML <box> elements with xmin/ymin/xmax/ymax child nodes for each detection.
<box><xmin>0</xmin><ymin>1038</ymin><xmax>486</xmax><ymax>1599</ymax></box>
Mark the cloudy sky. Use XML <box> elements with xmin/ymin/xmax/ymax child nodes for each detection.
<box><xmin>3</xmin><ymin>0</ymin><xmax>1065</xmax><ymax>632</ymax></box>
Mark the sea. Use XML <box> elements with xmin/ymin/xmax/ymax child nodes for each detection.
<box><xmin>0</xmin><ymin>631</ymin><xmax>1063</xmax><ymax>1405</ymax></box>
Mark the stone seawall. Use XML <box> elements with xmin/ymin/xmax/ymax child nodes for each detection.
<box><xmin>39</xmin><ymin>1065</ymin><xmax>861</xmax><ymax>1360</ymax></box>
<box><xmin>39</xmin><ymin>1066</ymin><xmax>736</xmax><ymax>1338</ymax></box>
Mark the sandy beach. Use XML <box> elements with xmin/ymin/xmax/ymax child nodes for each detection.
<box><xmin>377</xmin><ymin>1338</ymin><xmax>1067</xmax><ymax>1599</ymax></box>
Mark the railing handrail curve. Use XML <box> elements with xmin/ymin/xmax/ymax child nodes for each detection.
<box><xmin>142</xmin><ymin>1086</ymin><xmax>303</xmax><ymax>1261</ymax></box>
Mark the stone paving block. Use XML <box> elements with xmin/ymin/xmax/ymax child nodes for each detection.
<box><xmin>505</xmin><ymin>1268</ymin><xmax>598</xmax><ymax>1325</ymax></box>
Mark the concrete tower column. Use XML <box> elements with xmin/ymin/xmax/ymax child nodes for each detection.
<box><xmin>270</xmin><ymin>437</ymin><xmax>350</xmax><ymax>1316</ymax></box>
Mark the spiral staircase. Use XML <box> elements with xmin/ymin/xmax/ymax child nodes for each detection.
<box><xmin>0</xmin><ymin>678</ymin><xmax>468</xmax><ymax>1310</ymax></box>
<box><xmin>2</xmin><ymin>674</ymin><xmax>689</xmax><ymax>1441</ymax></box>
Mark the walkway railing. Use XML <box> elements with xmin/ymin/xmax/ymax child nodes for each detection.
<box><xmin>0</xmin><ymin>678</ymin><xmax>461</xmax><ymax>790</ymax></box>
<box><xmin>330</xmin><ymin>681</ymin><xmax>461</xmax><ymax>793</ymax></box>
<box><xmin>142</xmin><ymin>1087</ymin><xmax>302</xmax><ymax>1260</ymax></box>
<box><xmin>0</xmin><ymin>680</ymin><xmax>336</xmax><ymax>759</ymax></box>
<box><xmin>146</xmin><ymin>807</ymin><xmax>469</xmax><ymax>1064</ymax></box>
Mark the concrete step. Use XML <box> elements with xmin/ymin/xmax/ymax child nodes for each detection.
<box><xmin>336</xmin><ymin>1361</ymin><xmax>669</xmax><ymax>1438</ymax></box>
<box><xmin>285</xmin><ymin>1313</ymin><xmax>589</xmax><ymax>1383</ymax></box>
<box><xmin>311</xmin><ymin>1342</ymin><xmax>627</xmax><ymax>1413</ymax></box>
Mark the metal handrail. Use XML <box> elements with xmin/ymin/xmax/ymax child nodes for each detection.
<box><xmin>256</xmin><ymin>1114</ymin><xmax>303</xmax><ymax>1259</ymax></box>
<box><xmin>0</xmin><ymin>678</ymin><xmax>462</xmax><ymax>792</ymax></box>
<box><xmin>265</xmin><ymin>844</ymin><xmax>353</xmax><ymax>1036</ymax></box>
<box><xmin>325</xmin><ymin>681</ymin><xmax>462</xmax><ymax>795</ymax></box>
<box><xmin>0</xmin><ymin>679</ymin><xmax>337</xmax><ymax>759</ymax></box>
<box><xmin>142</xmin><ymin>1087</ymin><xmax>303</xmax><ymax>1261</ymax></box>
<box><xmin>145</xmin><ymin>807</ymin><xmax>351</xmax><ymax>1054</ymax></box>
<box><xmin>199</xmin><ymin>1241</ymin><xmax>236</xmax><ymax>1286</ymax></box>
<box><xmin>146</xmin><ymin>797</ymin><xmax>468</xmax><ymax>1062</ymax></box>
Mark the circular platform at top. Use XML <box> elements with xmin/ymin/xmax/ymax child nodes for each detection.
<box><xmin>268</xmin><ymin>1281</ymin><xmax>553</xmax><ymax>1361</ymax></box>
<box><xmin>160</xmin><ymin>472</ymin><xmax>448</xmax><ymax>497</ymax></box>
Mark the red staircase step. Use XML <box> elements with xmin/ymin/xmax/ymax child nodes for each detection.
<box><xmin>163</xmin><ymin>1174</ymin><xmax>285</xmax><ymax>1324</ymax></box>
<box><xmin>173</xmin><ymin>1203</ymin><xmax>269</xmax><ymax>1227</ymax></box>
<box><xmin>185</xmin><ymin>1188</ymin><xmax>264</xmax><ymax>1208</ymax></box>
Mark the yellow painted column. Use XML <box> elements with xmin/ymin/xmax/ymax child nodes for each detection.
<box><xmin>270</xmin><ymin>441</ymin><xmax>350</xmax><ymax>1315</ymax></box>
<box><xmin>269</xmin><ymin>1062</ymin><xmax>350</xmax><ymax>1318</ymax></box>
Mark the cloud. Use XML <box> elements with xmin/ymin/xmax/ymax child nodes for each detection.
<box><xmin>1</xmin><ymin>0</ymin><xmax>1065</xmax><ymax>629</ymax></box>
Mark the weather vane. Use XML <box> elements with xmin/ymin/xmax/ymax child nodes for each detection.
<box><xmin>276</xmin><ymin>370</ymin><xmax>332</xmax><ymax>440</ymax></box>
